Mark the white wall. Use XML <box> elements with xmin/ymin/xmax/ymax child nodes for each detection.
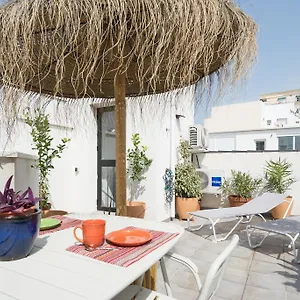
<box><xmin>208</xmin><ymin>127</ymin><xmax>300</xmax><ymax>151</ymax></box>
<box><xmin>262</xmin><ymin>101</ymin><xmax>299</xmax><ymax>128</ymax></box>
<box><xmin>0</xmin><ymin>87</ymin><xmax>195</xmax><ymax>221</ymax></box>
<box><xmin>197</xmin><ymin>151</ymin><xmax>300</xmax><ymax>215</ymax></box>
<box><xmin>204</xmin><ymin>101</ymin><xmax>263</xmax><ymax>133</ymax></box>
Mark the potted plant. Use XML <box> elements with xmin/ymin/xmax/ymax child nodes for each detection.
<box><xmin>0</xmin><ymin>175</ymin><xmax>41</xmax><ymax>261</ymax></box>
<box><xmin>264</xmin><ymin>158</ymin><xmax>296</xmax><ymax>219</ymax></box>
<box><xmin>126</xmin><ymin>133</ymin><xmax>152</xmax><ymax>218</ymax></box>
<box><xmin>25</xmin><ymin>109</ymin><xmax>70</xmax><ymax>217</ymax></box>
<box><xmin>175</xmin><ymin>140</ymin><xmax>202</xmax><ymax>220</ymax></box>
<box><xmin>220</xmin><ymin>170</ymin><xmax>262</xmax><ymax>207</ymax></box>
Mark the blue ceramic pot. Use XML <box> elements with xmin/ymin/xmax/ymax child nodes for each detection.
<box><xmin>0</xmin><ymin>209</ymin><xmax>41</xmax><ymax>261</ymax></box>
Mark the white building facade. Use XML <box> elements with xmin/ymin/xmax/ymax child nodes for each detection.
<box><xmin>0</xmin><ymin>88</ymin><xmax>195</xmax><ymax>221</ymax></box>
<box><xmin>204</xmin><ymin>89</ymin><xmax>300</xmax><ymax>151</ymax></box>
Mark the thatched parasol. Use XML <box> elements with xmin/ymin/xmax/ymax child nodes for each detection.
<box><xmin>0</xmin><ymin>0</ymin><xmax>257</xmax><ymax>217</ymax></box>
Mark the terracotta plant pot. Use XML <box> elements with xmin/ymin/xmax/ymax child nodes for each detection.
<box><xmin>228</xmin><ymin>195</ymin><xmax>252</xmax><ymax>207</ymax></box>
<box><xmin>175</xmin><ymin>197</ymin><xmax>200</xmax><ymax>220</ymax></box>
<box><xmin>42</xmin><ymin>210</ymin><xmax>68</xmax><ymax>218</ymax></box>
<box><xmin>126</xmin><ymin>201</ymin><xmax>146</xmax><ymax>219</ymax></box>
<box><xmin>271</xmin><ymin>196</ymin><xmax>293</xmax><ymax>219</ymax></box>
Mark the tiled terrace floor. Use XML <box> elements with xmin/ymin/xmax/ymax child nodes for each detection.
<box><xmin>157</xmin><ymin>216</ymin><xmax>300</xmax><ymax>300</ymax></box>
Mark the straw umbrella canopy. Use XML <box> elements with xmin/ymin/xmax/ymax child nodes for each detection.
<box><xmin>0</xmin><ymin>0</ymin><xmax>257</xmax><ymax>216</ymax></box>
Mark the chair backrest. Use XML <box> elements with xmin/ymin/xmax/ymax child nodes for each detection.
<box><xmin>197</xmin><ymin>234</ymin><xmax>239</xmax><ymax>300</ymax></box>
<box><xmin>239</xmin><ymin>192</ymin><xmax>286</xmax><ymax>214</ymax></box>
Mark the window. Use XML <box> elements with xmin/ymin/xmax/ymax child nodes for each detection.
<box><xmin>256</xmin><ymin>141</ymin><xmax>265</xmax><ymax>151</ymax></box>
<box><xmin>278</xmin><ymin>136</ymin><xmax>293</xmax><ymax>151</ymax></box>
<box><xmin>267</xmin><ymin>120</ymin><xmax>271</xmax><ymax>126</ymax></box>
<box><xmin>296</xmin><ymin>95</ymin><xmax>300</xmax><ymax>101</ymax></box>
<box><xmin>277</xmin><ymin>118</ymin><xmax>287</xmax><ymax>126</ymax></box>
<box><xmin>277</xmin><ymin>96</ymin><xmax>286</xmax><ymax>101</ymax></box>
<box><xmin>295</xmin><ymin>136</ymin><xmax>300</xmax><ymax>150</ymax></box>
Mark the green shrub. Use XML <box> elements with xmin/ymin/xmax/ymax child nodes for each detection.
<box><xmin>264</xmin><ymin>158</ymin><xmax>296</xmax><ymax>194</ymax></box>
<box><xmin>175</xmin><ymin>140</ymin><xmax>201</xmax><ymax>198</ymax></box>
<box><xmin>220</xmin><ymin>170</ymin><xmax>262</xmax><ymax>199</ymax></box>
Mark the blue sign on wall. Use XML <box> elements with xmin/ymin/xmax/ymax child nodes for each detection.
<box><xmin>211</xmin><ymin>177</ymin><xmax>222</xmax><ymax>187</ymax></box>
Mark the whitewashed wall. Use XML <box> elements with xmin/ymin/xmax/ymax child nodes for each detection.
<box><xmin>197</xmin><ymin>151</ymin><xmax>300</xmax><ymax>215</ymax></box>
<box><xmin>0</xmin><ymin>87</ymin><xmax>194</xmax><ymax>221</ymax></box>
<box><xmin>208</xmin><ymin>126</ymin><xmax>300</xmax><ymax>151</ymax></box>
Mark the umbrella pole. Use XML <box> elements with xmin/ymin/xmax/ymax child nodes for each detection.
<box><xmin>114</xmin><ymin>71</ymin><xmax>127</xmax><ymax>217</ymax></box>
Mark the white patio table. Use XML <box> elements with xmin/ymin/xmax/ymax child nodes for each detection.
<box><xmin>0</xmin><ymin>212</ymin><xmax>183</xmax><ymax>300</ymax></box>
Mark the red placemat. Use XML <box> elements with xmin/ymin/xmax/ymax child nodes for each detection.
<box><xmin>66</xmin><ymin>227</ymin><xmax>179</xmax><ymax>267</ymax></box>
<box><xmin>39</xmin><ymin>215</ymin><xmax>82</xmax><ymax>235</ymax></box>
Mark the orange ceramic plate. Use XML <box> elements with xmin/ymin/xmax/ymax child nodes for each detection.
<box><xmin>106</xmin><ymin>228</ymin><xmax>152</xmax><ymax>247</ymax></box>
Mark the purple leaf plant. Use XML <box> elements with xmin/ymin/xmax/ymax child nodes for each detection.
<box><xmin>0</xmin><ymin>175</ymin><xmax>40</xmax><ymax>214</ymax></box>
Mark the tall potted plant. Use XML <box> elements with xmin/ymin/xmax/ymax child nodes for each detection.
<box><xmin>220</xmin><ymin>170</ymin><xmax>262</xmax><ymax>207</ymax></box>
<box><xmin>264</xmin><ymin>158</ymin><xmax>296</xmax><ymax>219</ymax></box>
<box><xmin>175</xmin><ymin>140</ymin><xmax>201</xmax><ymax>220</ymax></box>
<box><xmin>126</xmin><ymin>133</ymin><xmax>152</xmax><ymax>218</ymax></box>
<box><xmin>0</xmin><ymin>176</ymin><xmax>41</xmax><ymax>261</ymax></box>
<box><xmin>25</xmin><ymin>109</ymin><xmax>70</xmax><ymax>217</ymax></box>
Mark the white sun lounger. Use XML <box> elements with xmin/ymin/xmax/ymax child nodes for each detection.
<box><xmin>188</xmin><ymin>193</ymin><xmax>289</xmax><ymax>242</ymax></box>
<box><xmin>247</xmin><ymin>216</ymin><xmax>300</xmax><ymax>263</ymax></box>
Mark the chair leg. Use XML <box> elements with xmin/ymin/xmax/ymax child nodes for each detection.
<box><xmin>215</xmin><ymin>216</ymin><xmax>244</xmax><ymax>242</ymax></box>
<box><xmin>160</xmin><ymin>257</ymin><xmax>172</xmax><ymax>297</ymax></box>
<box><xmin>286</xmin><ymin>233</ymin><xmax>300</xmax><ymax>263</ymax></box>
<box><xmin>246</xmin><ymin>226</ymin><xmax>270</xmax><ymax>248</ymax></box>
<box><xmin>187</xmin><ymin>217</ymin><xmax>209</xmax><ymax>232</ymax></box>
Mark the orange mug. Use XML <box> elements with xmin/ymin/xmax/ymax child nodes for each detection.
<box><xmin>73</xmin><ymin>219</ymin><xmax>106</xmax><ymax>248</ymax></box>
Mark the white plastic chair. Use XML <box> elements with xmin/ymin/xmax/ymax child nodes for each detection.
<box><xmin>113</xmin><ymin>234</ymin><xmax>239</xmax><ymax>300</ymax></box>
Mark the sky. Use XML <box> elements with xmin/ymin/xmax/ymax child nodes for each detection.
<box><xmin>195</xmin><ymin>0</ymin><xmax>300</xmax><ymax>124</ymax></box>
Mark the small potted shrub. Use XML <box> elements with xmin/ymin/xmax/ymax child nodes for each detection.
<box><xmin>175</xmin><ymin>140</ymin><xmax>202</xmax><ymax>220</ymax></box>
<box><xmin>220</xmin><ymin>170</ymin><xmax>262</xmax><ymax>207</ymax></box>
<box><xmin>0</xmin><ymin>175</ymin><xmax>41</xmax><ymax>261</ymax></box>
<box><xmin>25</xmin><ymin>109</ymin><xmax>70</xmax><ymax>217</ymax></box>
<box><xmin>264</xmin><ymin>158</ymin><xmax>296</xmax><ymax>219</ymax></box>
<box><xmin>126</xmin><ymin>133</ymin><xmax>152</xmax><ymax>218</ymax></box>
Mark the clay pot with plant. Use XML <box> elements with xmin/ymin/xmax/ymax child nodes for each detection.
<box><xmin>25</xmin><ymin>109</ymin><xmax>70</xmax><ymax>217</ymax></box>
<box><xmin>175</xmin><ymin>140</ymin><xmax>202</xmax><ymax>220</ymax></box>
<box><xmin>126</xmin><ymin>133</ymin><xmax>152</xmax><ymax>219</ymax></box>
<box><xmin>220</xmin><ymin>170</ymin><xmax>262</xmax><ymax>207</ymax></box>
<box><xmin>0</xmin><ymin>175</ymin><xmax>41</xmax><ymax>261</ymax></box>
<box><xmin>264</xmin><ymin>158</ymin><xmax>296</xmax><ymax>219</ymax></box>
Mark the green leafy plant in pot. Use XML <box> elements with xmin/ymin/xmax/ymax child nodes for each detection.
<box><xmin>0</xmin><ymin>175</ymin><xmax>41</xmax><ymax>261</ymax></box>
<box><xmin>126</xmin><ymin>133</ymin><xmax>152</xmax><ymax>218</ymax></box>
<box><xmin>25</xmin><ymin>108</ymin><xmax>70</xmax><ymax>217</ymax></box>
<box><xmin>220</xmin><ymin>170</ymin><xmax>262</xmax><ymax>207</ymax></box>
<box><xmin>175</xmin><ymin>140</ymin><xmax>202</xmax><ymax>220</ymax></box>
<box><xmin>264</xmin><ymin>158</ymin><xmax>296</xmax><ymax>219</ymax></box>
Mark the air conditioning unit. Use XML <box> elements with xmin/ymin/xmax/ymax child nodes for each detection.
<box><xmin>196</xmin><ymin>169</ymin><xmax>224</xmax><ymax>194</ymax></box>
<box><xmin>189</xmin><ymin>125</ymin><xmax>208</xmax><ymax>149</ymax></box>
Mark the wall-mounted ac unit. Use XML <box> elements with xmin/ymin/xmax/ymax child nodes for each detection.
<box><xmin>189</xmin><ymin>125</ymin><xmax>208</xmax><ymax>149</ymax></box>
<box><xmin>196</xmin><ymin>169</ymin><xmax>224</xmax><ymax>194</ymax></box>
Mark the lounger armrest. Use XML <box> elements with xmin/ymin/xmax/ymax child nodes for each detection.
<box><xmin>166</xmin><ymin>252</ymin><xmax>202</xmax><ymax>290</ymax></box>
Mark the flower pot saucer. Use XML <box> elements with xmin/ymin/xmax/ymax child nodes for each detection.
<box><xmin>40</xmin><ymin>218</ymin><xmax>62</xmax><ymax>231</ymax></box>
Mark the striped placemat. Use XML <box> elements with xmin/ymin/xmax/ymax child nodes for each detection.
<box><xmin>39</xmin><ymin>215</ymin><xmax>82</xmax><ymax>235</ymax></box>
<box><xmin>66</xmin><ymin>227</ymin><xmax>179</xmax><ymax>267</ymax></box>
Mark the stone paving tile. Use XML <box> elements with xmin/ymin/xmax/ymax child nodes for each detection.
<box><xmin>170</xmin><ymin>270</ymin><xmax>199</xmax><ymax>291</ymax></box>
<box><xmin>250</xmin><ymin>259</ymin><xmax>285</xmax><ymax>274</ymax></box>
<box><xmin>165</xmin><ymin>284</ymin><xmax>199</xmax><ymax>300</ymax></box>
<box><xmin>227</xmin><ymin>256</ymin><xmax>252</xmax><ymax>271</ymax></box>
<box><xmin>224</xmin><ymin>267</ymin><xmax>248</xmax><ymax>284</ymax></box>
<box><xmin>287</xmin><ymin>291</ymin><xmax>300</xmax><ymax>300</ymax></box>
<box><xmin>191</xmin><ymin>249</ymin><xmax>220</xmax><ymax>263</ymax></box>
<box><xmin>246</xmin><ymin>271</ymin><xmax>287</xmax><ymax>292</ymax></box>
<box><xmin>162</xmin><ymin>218</ymin><xmax>300</xmax><ymax>300</ymax></box>
<box><xmin>242</xmin><ymin>285</ymin><xmax>286</xmax><ymax>300</ymax></box>
<box><xmin>215</xmin><ymin>280</ymin><xmax>245</xmax><ymax>300</ymax></box>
